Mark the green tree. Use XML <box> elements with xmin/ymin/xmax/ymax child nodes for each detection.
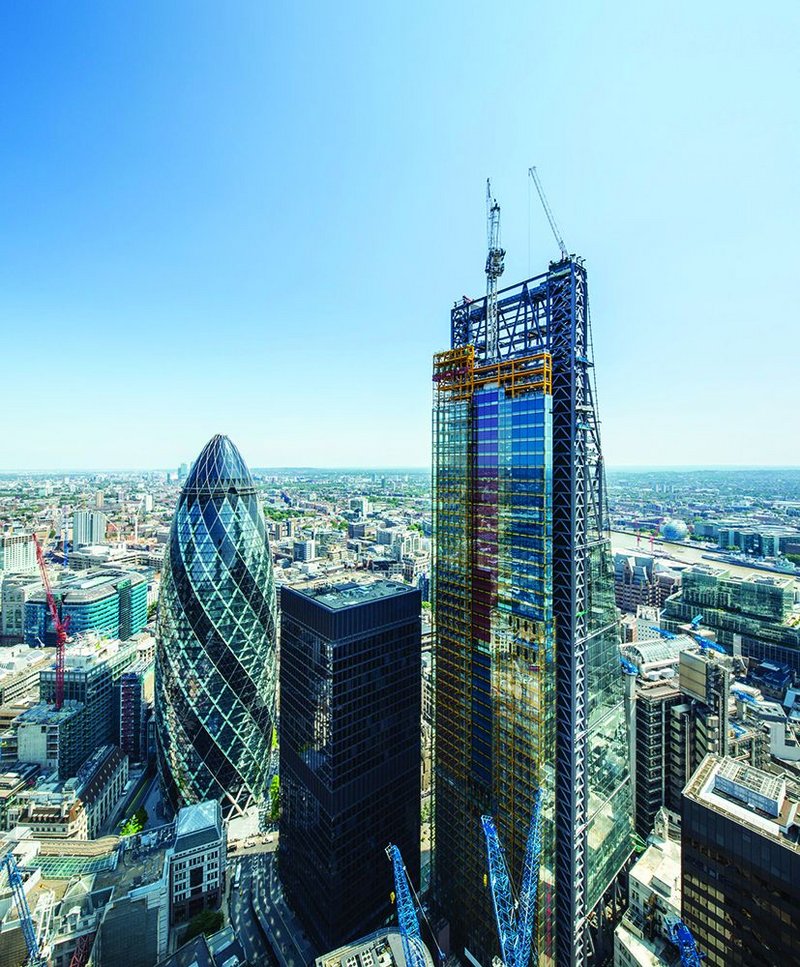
<box><xmin>183</xmin><ymin>908</ymin><xmax>223</xmax><ymax>943</ymax></box>
<box><xmin>269</xmin><ymin>774</ymin><xmax>280</xmax><ymax>821</ymax></box>
<box><xmin>119</xmin><ymin>815</ymin><xmax>143</xmax><ymax>837</ymax></box>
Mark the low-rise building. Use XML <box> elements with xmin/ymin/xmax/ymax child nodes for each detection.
<box><xmin>662</xmin><ymin>565</ymin><xmax>800</xmax><ymax>675</ymax></box>
<box><xmin>614</xmin><ymin>836</ymin><xmax>682</xmax><ymax>966</ymax></box>
<box><xmin>0</xmin><ymin>535</ymin><xmax>38</xmax><ymax>577</ymax></box>
<box><xmin>39</xmin><ymin>632</ymin><xmax>152</xmax><ymax>771</ymax></box>
<box><xmin>5</xmin><ymin>745</ymin><xmax>128</xmax><ymax>840</ymax></box>
<box><xmin>0</xmin><ymin>644</ymin><xmax>57</xmax><ymax>704</ymax></box>
<box><xmin>0</xmin><ymin>702</ymin><xmax>86</xmax><ymax>780</ymax></box>
<box><xmin>168</xmin><ymin>800</ymin><xmax>225</xmax><ymax>924</ymax></box>
<box><xmin>0</xmin><ymin>576</ymin><xmax>44</xmax><ymax>643</ymax></box>
<box><xmin>25</xmin><ymin>568</ymin><xmax>148</xmax><ymax>647</ymax></box>
<box><xmin>316</xmin><ymin>928</ymin><xmax>435</xmax><ymax>967</ymax></box>
<box><xmin>94</xmin><ymin>843</ymin><xmax>170</xmax><ymax>966</ymax></box>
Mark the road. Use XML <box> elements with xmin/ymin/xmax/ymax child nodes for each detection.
<box><xmin>228</xmin><ymin>854</ymin><xmax>276</xmax><ymax>966</ymax></box>
<box><xmin>102</xmin><ymin>769</ymin><xmax>153</xmax><ymax>836</ymax></box>
<box><xmin>251</xmin><ymin>852</ymin><xmax>316</xmax><ymax>967</ymax></box>
<box><xmin>610</xmin><ymin>529</ymin><xmax>800</xmax><ymax>589</ymax></box>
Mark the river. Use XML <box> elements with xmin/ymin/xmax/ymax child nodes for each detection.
<box><xmin>609</xmin><ymin>529</ymin><xmax>800</xmax><ymax>592</ymax></box>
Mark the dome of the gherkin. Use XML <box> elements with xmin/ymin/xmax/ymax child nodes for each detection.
<box><xmin>183</xmin><ymin>433</ymin><xmax>254</xmax><ymax>493</ymax></box>
<box><xmin>155</xmin><ymin>434</ymin><xmax>277</xmax><ymax>819</ymax></box>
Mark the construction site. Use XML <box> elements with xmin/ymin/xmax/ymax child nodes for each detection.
<box><xmin>431</xmin><ymin>176</ymin><xmax>632</xmax><ymax>967</ymax></box>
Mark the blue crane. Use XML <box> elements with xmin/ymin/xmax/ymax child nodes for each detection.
<box><xmin>732</xmin><ymin>688</ymin><xmax>759</xmax><ymax>706</ymax></box>
<box><xmin>665</xmin><ymin>916</ymin><xmax>704</xmax><ymax>966</ymax></box>
<box><xmin>386</xmin><ymin>844</ymin><xmax>441</xmax><ymax>967</ymax></box>
<box><xmin>693</xmin><ymin>636</ymin><xmax>727</xmax><ymax>655</ymax></box>
<box><xmin>620</xmin><ymin>656</ymin><xmax>638</xmax><ymax>676</ymax></box>
<box><xmin>1</xmin><ymin>850</ymin><xmax>45</xmax><ymax>966</ymax></box>
<box><xmin>649</xmin><ymin>626</ymin><xmax>678</xmax><ymax>640</ymax></box>
<box><xmin>690</xmin><ymin>614</ymin><xmax>703</xmax><ymax>629</ymax></box>
<box><xmin>481</xmin><ymin>789</ymin><xmax>543</xmax><ymax>967</ymax></box>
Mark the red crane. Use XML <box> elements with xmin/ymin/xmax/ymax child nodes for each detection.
<box><xmin>33</xmin><ymin>535</ymin><xmax>70</xmax><ymax>710</ymax></box>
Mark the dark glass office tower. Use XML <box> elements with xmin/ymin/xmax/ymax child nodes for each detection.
<box><xmin>279</xmin><ymin>580</ymin><xmax>421</xmax><ymax>951</ymax></box>
<box><xmin>432</xmin><ymin>259</ymin><xmax>632</xmax><ymax>965</ymax></box>
<box><xmin>682</xmin><ymin>755</ymin><xmax>800</xmax><ymax>966</ymax></box>
<box><xmin>155</xmin><ymin>434</ymin><xmax>277</xmax><ymax>818</ymax></box>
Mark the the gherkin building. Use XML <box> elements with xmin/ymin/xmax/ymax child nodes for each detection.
<box><xmin>155</xmin><ymin>434</ymin><xmax>277</xmax><ymax>818</ymax></box>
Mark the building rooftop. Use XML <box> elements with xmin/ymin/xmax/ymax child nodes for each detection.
<box><xmin>316</xmin><ymin>928</ymin><xmax>434</xmax><ymax>967</ymax></box>
<box><xmin>0</xmin><ymin>645</ymin><xmax>56</xmax><ymax>679</ymax></box>
<box><xmin>174</xmin><ymin>800</ymin><xmax>223</xmax><ymax>854</ymax></box>
<box><xmin>94</xmin><ymin>844</ymin><xmax>167</xmax><ymax>896</ymax></box>
<box><xmin>685</xmin><ymin>754</ymin><xmax>800</xmax><ymax>850</ymax></box>
<box><xmin>27</xmin><ymin>568</ymin><xmax>146</xmax><ymax>606</ymax></box>
<box><xmin>623</xmin><ymin>639</ymin><xmax>686</xmax><ymax>667</ymax></box>
<box><xmin>293</xmin><ymin>578</ymin><xmax>417</xmax><ymax>611</ymax></box>
<box><xmin>614</xmin><ymin>921</ymin><xmax>679</xmax><ymax>966</ymax></box>
<box><xmin>630</xmin><ymin>837</ymin><xmax>681</xmax><ymax>905</ymax></box>
<box><xmin>14</xmin><ymin>701</ymin><xmax>83</xmax><ymax>726</ymax></box>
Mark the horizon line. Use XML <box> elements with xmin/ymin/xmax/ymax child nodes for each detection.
<box><xmin>2</xmin><ymin>464</ymin><xmax>800</xmax><ymax>475</ymax></box>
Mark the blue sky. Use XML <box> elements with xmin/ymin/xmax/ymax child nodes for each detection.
<box><xmin>1</xmin><ymin>2</ymin><xmax>797</xmax><ymax>469</ymax></box>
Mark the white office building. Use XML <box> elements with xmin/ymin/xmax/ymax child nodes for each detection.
<box><xmin>72</xmin><ymin>511</ymin><xmax>107</xmax><ymax>548</ymax></box>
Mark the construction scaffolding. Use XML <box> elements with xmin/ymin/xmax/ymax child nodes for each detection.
<box><xmin>432</xmin><ymin>259</ymin><xmax>631</xmax><ymax>967</ymax></box>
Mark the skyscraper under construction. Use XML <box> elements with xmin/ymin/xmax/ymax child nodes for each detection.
<box><xmin>432</xmin><ymin>199</ymin><xmax>631</xmax><ymax>965</ymax></box>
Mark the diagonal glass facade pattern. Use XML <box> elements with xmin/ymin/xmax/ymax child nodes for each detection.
<box><xmin>155</xmin><ymin>434</ymin><xmax>277</xmax><ymax>819</ymax></box>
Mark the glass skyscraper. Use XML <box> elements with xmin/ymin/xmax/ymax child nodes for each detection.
<box><xmin>155</xmin><ymin>434</ymin><xmax>277</xmax><ymax>818</ymax></box>
<box><xmin>279</xmin><ymin>579</ymin><xmax>421</xmax><ymax>951</ymax></box>
<box><xmin>432</xmin><ymin>258</ymin><xmax>632</xmax><ymax>966</ymax></box>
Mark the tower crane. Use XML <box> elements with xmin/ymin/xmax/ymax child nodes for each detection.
<box><xmin>485</xmin><ymin>178</ymin><xmax>506</xmax><ymax>360</ymax></box>
<box><xmin>481</xmin><ymin>789</ymin><xmax>543</xmax><ymax>967</ymax></box>
<box><xmin>1</xmin><ymin>851</ymin><xmax>47</xmax><ymax>966</ymax></box>
<box><xmin>528</xmin><ymin>167</ymin><xmax>568</xmax><ymax>261</ymax></box>
<box><xmin>68</xmin><ymin>931</ymin><xmax>96</xmax><ymax>967</ymax></box>
<box><xmin>385</xmin><ymin>844</ymin><xmax>442</xmax><ymax>967</ymax></box>
<box><xmin>33</xmin><ymin>535</ymin><xmax>70</xmax><ymax>710</ymax></box>
<box><xmin>664</xmin><ymin>915</ymin><xmax>705</xmax><ymax>966</ymax></box>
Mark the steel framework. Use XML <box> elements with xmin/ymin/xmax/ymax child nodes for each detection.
<box><xmin>387</xmin><ymin>844</ymin><xmax>429</xmax><ymax>967</ymax></box>
<box><xmin>69</xmin><ymin>931</ymin><xmax>96</xmax><ymax>967</ymax></box>
<box><xmin>482</xmin><ymin>790</ymin><xmax>543</xmax><ymax>967</ymax></box>
<box><xmin>1</xmin><ymin>851</ymin><xmax>46</xmax><ymax>966</ymax></box>
<box><xmin>433</xmin><ymin>257</ymin><xmax>631</xmax><ymax>966</ymax></box>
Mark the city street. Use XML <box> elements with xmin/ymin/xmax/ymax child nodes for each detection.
<box><xmin>228</xmin><ymin>854</ymin><xmax>276</xmax><ymax>966</ymax></box>
<box><xmin>249</xmin><ymin>852</ymin><xmax>316</xmax><ymax>967</ymax></box>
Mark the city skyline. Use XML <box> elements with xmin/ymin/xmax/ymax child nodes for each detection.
<box><xmin>1</xmin><ymin>3</ymin><xmax>798</xmax><ymax>469</ymax></box>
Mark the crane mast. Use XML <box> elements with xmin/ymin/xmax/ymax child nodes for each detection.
<box><xmin>2</xmin><ymin>851</ymin><xmax>47</xmax><ymax>966</ymax></box>
<box><xmin>386</xmin><ymin>844</ymin><xmax>429</xmax><ymax>967</ymax></box>
<box><xmin>485</xmin><ymin>178</ymin><xmax>506</xmax><ymax>359</ymax></box>
<box><xmin>482</xmin><ymin>789</ymin><xmax>544</xmax><ymax>967</ymax></box>
<box><xmin>33</xmin><ymin>535</ymin><xmax>70</xmax><ymax>710</ymax></box>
